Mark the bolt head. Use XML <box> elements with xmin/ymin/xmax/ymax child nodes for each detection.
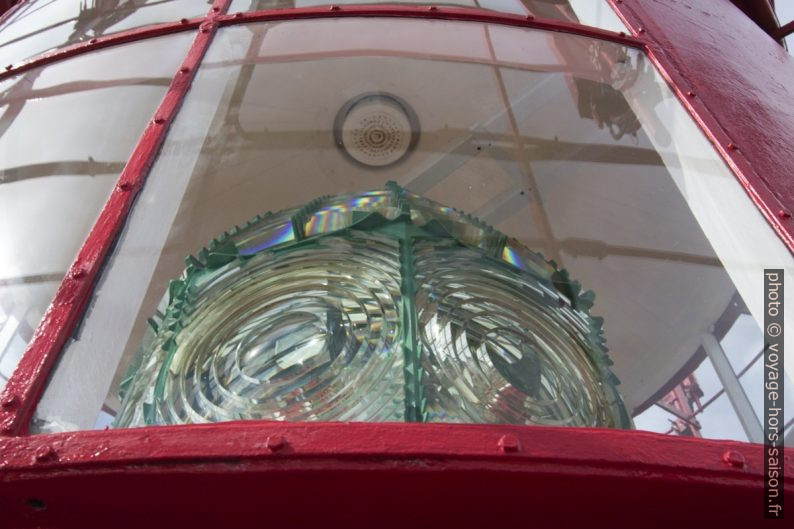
<box><xmin>180</xmin><ymin>18</ymin><xmax>189</xmax><ymax>24</ymax></box>
<box><xmin>727</xmin><ymin>142</ymin><xmax>738</xmax><ymax>150</ymax></box>
<box><xmin>118</xmin><ymin>181</ymin><xmax>133</xmax><ymax>191</ymax></box>
<box><xmin>330</xmin><ymin>5</ymin><xmax>340</xmax><ymax>11</ymax></box>
<box><xmin>69</xmin><ymin>268</ymin><xmax>86</xmax><ymax>280</ymax></box>
<box><xmin>266</xmin><ymin>435</ymin><xmax>285</xmax><ymax>452</ymax></box>
<box><xmin>686</xmin><ymin>91</ymin><xmax>696</xmax><ymax>97</ymax></box>
<box><xmin>777</xmin><ymin>210</ymin><xmax>791</xmax><ymax>219</ymax></box>
<box><xmin>1</xmin><ymin>395</ymin><xmax>17</xmax><ymax>409</ymax></box>
<box><xmin>428</xmin><ymin>5</ymin><xmax>438</xmax><ymax>11</ymax></box>
<box><xmin>153</xmin><ymin>117</ymin><xmax>166</xmax><ymax>124</ymax></box>
<box><xmin>526</xmin><ymin>14</ymin><xmax>534</xmax><ymax>21</ymax></box>
<box><xmin>34</xmin><ymin>445</ymin><xmax>57</xmax><ymax>462</ymax></box>
<box><xmin>4</xmin><ymin>64</ymin><xmax>12</xmax><ymax>71</ymax></box>
<box><xmin>723</xmin><ymin>450</ymin><xmax>746</xmax><ymax>469</ymax></box>
<box><xmin>498</xmin><ymin>434</ymin><xmax>521</xmax><ymax>453</ymax></box>
<box><xmin>234</xmin><ymin>11</ymin><xmax>243</xmax><ymax>17</ymax></box>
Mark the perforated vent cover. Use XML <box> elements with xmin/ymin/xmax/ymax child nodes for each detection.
<box><xmin>334</xmin><ymin>93</ymin><xmax>419</xmax><ymax>167</ymax></box>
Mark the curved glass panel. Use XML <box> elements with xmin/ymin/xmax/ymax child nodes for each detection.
<box><xmin>0</xmin><ymin>32</ymin><xmax>193</xmax><ymax>393</ymax></box>
<box><xmin>33</xmin><ymin>19</ymin><xmax>793</xmax><ymax>442</ymax></box>
<box><xmin>114</xmin><ymin>185</ymin><xmax>627</xmax><ymax>427</ymax></box>
<box><xmin>0</xmin><ymin>0</ymin><xmax>209</xmax><ymax>66</ymax></box>
<box><xmin>227</xmin><ymin>0</ymin><xmax>627</xmax><ymax>32</ymax></box>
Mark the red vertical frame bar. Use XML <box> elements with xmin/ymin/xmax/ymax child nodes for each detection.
<box><xmin>0</xmin><ymin>0</ymin><xmax>232</xmax><ymax>437</ymax></box>
<box><xmin>607</xmin><ymin>0</ymin><xmax>794</xmax><ymax>251</ymax></box>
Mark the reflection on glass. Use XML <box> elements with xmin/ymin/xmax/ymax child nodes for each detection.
<box><xmin>115</xmin><ymin>185</ymin><xmax>627</xmax><ymax>427</ymax></box>
<box><xmin>32</xmin><ymin>19</ymin><xmax>793</xmax><ymax>441</ymax></box>
<box><xmin>0</xmin><ymin>0</ymin><xmax>210</xmax><ymax>66</ymax></box>
<box><xmin>0</xmin><ymin>32</ymin><xmax>193</xmax><ymax>393</ymax></box>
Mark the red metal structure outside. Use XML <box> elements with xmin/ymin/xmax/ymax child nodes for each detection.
<box><xmin>0</xmin><ymin>0</ymin><xmax>792</xmax><ymax>526</ymax></box>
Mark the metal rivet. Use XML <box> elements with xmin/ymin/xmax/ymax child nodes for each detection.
<box><xmin>727</xmin><ymin>142</ymin><xmax>738</xmax><ymax>150</ymax></box>
<box><xmin>0</xmin><ymin>395</ymin><xmax>17</xmax><ymax>409</ymax></box>
<box><xmin>179</xmin><ymin>66</ymin><xmax>190</xmax><ymax>74</ymax></box>
<box><xmin>180</xmin><ymin>18</ymin><xmax>189</xmax><ymax>24</ymax></box>
<box><xmin>4</xmin><ymin>64</ymin><xmax>12</xmax><ymax>71</ymax></box>
<box><xmin>638</xmin><ymin>28</ymin><xmax>646</xmax><ymax>34</ymax></box>
<box><xmin>212</xmin><ymin>6</ymin><xmax>220</xmax><ymax>12</ymax></box>
<box><xmin>428</xmin><ymin>5</ymin><xmax>437</xmax><ymax>11</ymax></box>
<box><xmin>330</xmin><ymin>5</ymin><xmax>340</xmax><ymax>11</ymax></box>
<box><xmin>89</xmin><ymin>38</ymin><xmax>98</xmax><ymax>44</ymax></box>
<box><xmin>778</xmin><ymin>210</ymin><xmax>791</xmax><ymax>219</ymax></box>
<box><xmin>618</xmin><ymin>31</ymin><xmax>626</xmax><ymax>38</ymax></box>
<box><xmin>69</xmin><ymin>268</ymin><xmax>86</xmax><ymax>280</ymax></box>
<box><xmin>118</xmin><ymin>181</ymin><xmax>133</xmax><ymax>191</ymax></box>
<box><xmin>266</xmin><ymin>435</ymin><xmax>285</xmax><ymax>452</ymax></box>
<box><xmin>153</xmin><ymin>117</ymin><xmax>166</xmax><ymax>124</ymax></box>
<box><xmin>498</xmin><ymin>434</ymin><xmax>521</xmax><ymax>453</ymax></box>
<box><xmin>686</xmin><ymin>91</ymin><xmax>696</xmax><ymax>97</ymax></box>
<box><xmin>234</xmin><ymin>11</ymin><xmax>243</xmax><ymax>17</ymax></box>
<box><xmin>722</xmin><ymin>450</ymin><xmax>745</xmax><ymax>469</ymax></box>
<box><xmin>34</xmin><ymin>445</ymin><xmax>57</xmax><ymax>462</ymax></box>
<box><xmin>526</xmin><ymin>14</ymin><xmax>534</xmax><ymax>21</ymax></box>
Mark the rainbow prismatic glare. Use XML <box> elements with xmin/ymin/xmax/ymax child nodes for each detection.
<box><xmin>304</xmin><ymin>191</ymin><xmax>397</xmax><ymax>236</ymax></box>
<box><xmin>239</xmin><ymin>222</ymin><xmax>295</xmax><ymax>255</ymax></box>
<box><xmin>116</xmin><ymin>184</ymin><xmax>628</xmax><ymax>430</ymax></box>
<box><xmin>501</xmin><ymin>244</ymin><xmax>527</xmax><ymax>271</ymax></box>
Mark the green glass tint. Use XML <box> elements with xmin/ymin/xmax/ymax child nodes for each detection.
<box><xmin>115</xmin><ymin>184</ymin><xmax>628</xmax><ymax>427</ymax></box>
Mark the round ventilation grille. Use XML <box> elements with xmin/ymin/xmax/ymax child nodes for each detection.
<box><xmin>334</xmin><ymin>93</ymin><xmax>419</xmax><ymax>167</ymax></box>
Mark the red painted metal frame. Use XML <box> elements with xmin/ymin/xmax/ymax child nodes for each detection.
<box><xmin>0</xmin><ymin>421</ymin><xmax>791</xmax><ymax>526</ymax></box>
<box><xmin>0</xmin><ymin>2</ymin><xmax>793</xmax><ymax>523</ymax></box>
<box><xmin>0</xmin><ymin>0</ymin><xmax>230</xmax><ymax>437</ymax></box>
<box><xmin>608</xmin><ymin>0</ymin><xmax>794</xmax><ymax>252</ymax></box>
<box><xmin>0</xmin><ymin>18</ymin><xmax>203</xmax><ymax>83</ymax></box>
<box><xmin>0</xmin><ymin>4</ymin><xmax>644</xmax><ymax>438</ymax></box>
<box><xmin>0</xmin><ymin>4</ymin><xmax>643</xmax><ymax>86</ymax></box>
<box><xmin>0</xmin><ymin>0</ymin><xmax>21</xmax><ymax>23</ymax></box>
<box><xmin>215</xmin><ymin>5</ymin><xmax>643</xmax><ymax>47</ymax></box>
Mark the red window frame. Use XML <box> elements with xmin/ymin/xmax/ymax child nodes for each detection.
<box><xmin>0</xmin><ymin>0</ymin><xmax>792</xmax><ymax>524</ymax></box>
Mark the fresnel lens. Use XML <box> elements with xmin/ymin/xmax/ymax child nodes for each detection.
<box><xmin>115</xmin><ymin>183</ymin><xmax>629</xmax><ymax>428</ymax></box>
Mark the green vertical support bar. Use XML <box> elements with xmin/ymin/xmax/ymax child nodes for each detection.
<box><xmin>399</xmin><ymin>235</ymin><xmax>425</xmax><ymax>422</ymax></box>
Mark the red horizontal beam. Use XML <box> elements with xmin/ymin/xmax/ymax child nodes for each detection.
<box><xmin>216</xmin><ymin>5</ymin><xmax>643</xmax><ymax>47</ymax></box>
<box><xmin>0</xmin><ymin>5</ymin><xmax>642</xmax><ymax>86</ymax></box>
<box><xmin>0</xmin><ymin>420</ymin><xmax>779</xmax><ymax>477</ymax></box>
<box><xmin>0</xmin><ymin>421</ymin><xmax>789</xmax><ymax>526</ymax></box>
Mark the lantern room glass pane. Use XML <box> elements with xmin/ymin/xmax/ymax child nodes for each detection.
<box><xmin>0</xmin><ymin>0</ymin><xmax>209</xmax><ymax>67</ymax></box>
<box><xmin>32</xmin><ymin>18</ymin><xmax>793</xmax><ymax>440</ymax></box>
<box><xmin>0</xmin><ymin>32</ymin><xmax>193</xmax><ymax>393</ymax></box>
<box><xmin>227</xmin><ymin>0</ymin><xmax>628</xmax><ymax>32</ymax></box>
